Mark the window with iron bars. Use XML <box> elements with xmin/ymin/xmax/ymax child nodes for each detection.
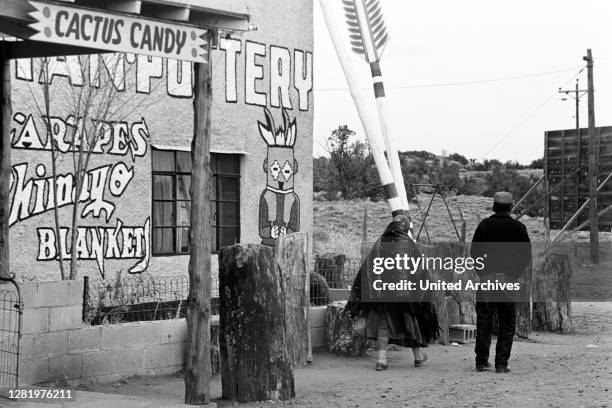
<box><xmin>152</xmin><ymin>148</ymin><xmax>240</xmax><ymax>255</ymax></box>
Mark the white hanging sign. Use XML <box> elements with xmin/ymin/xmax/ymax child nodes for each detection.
<box><xmin>28</xmin><ymin>0</ymin><xmax>209</xmax><ymax>63</ymax></box>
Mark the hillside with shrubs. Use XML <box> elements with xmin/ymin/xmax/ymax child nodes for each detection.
<box><xmin>314</xmin><ymin>125</ymin><xmax>544</xmax><ymax>215</ymax></box>
<box><xmin>314</xmin><ymin>126</ymin><xmax>546</xmax><ymax>260</ymax></box>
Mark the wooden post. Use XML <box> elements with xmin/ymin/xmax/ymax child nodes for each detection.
<box><xmin>584</xmin><ymin>49</ymin><xmax>599</xmax><ymax>264</ymax></box>
<box><xmin>543</xmin><ymin>129</ymin><xmax>551</xmax><ymax>242</ymax></box>
<box><xmin>576</xmin><ymin>82</ymin><xmax>582</xmax><ymax>222</ymax></box>
<box><xmin>560</xmin><ymin>130</ymin><xmax>566</xmax><ymax>223</ymax></box>
<box><xmin>0</xmin><ymin>45</ymin><xmax>11</xmax><ymax>280</ymax></box>
<box><xmin>457</xmin><ymin>204</ymin><xmax>466</xmax><ymax>243</ymax></box>
<box><xmin>576</xmin><ymin>127</ymin><xmax>582</xmax><ymax>222</ymax></box>
<box><xmin>184</xmin><ymin>40</ymin><xmax>212</xmax><ymax>404</ymax></box>
<box><xmin>360</xmin><ymin>207</ymin><xmax>368</xmax><ymax>259</ymax></box>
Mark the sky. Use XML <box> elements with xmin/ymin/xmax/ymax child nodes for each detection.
<box><xmin>313</xmin><ymin>0</ymin><xmax>612</xmax><ymax>164</ymax></box>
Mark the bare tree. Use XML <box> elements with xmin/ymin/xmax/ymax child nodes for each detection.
<box><xmin>39</xmin><ymin>58</ymin><xmax>66</xmax><ymax>280</ymax></box>
<box><xmin>18</xmin><ymin>54</ymin><xmax>160</xmax><ymax>279</ymax></box>
<box><xmin>65</xmin><ymin>56</ymin><xmax>124</xmax><ymax>280</ymax></box>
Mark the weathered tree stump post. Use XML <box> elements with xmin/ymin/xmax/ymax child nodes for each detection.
<box><xmin>532</xmin><ymin>251</ymin><xmax>573</xmax><ymax>333</ymax></box>
<box><xmin>219</xmin><ymin>244</ymin><xmax>295</xmax><ymax>402</ymax></box>
<box><xmin>274</xmin><ymin>233</ymin><xmax>312</xmax><ymax>365</ymax></box>
<box><xmin>516</xmin><ymin>301</ymin><xmax>531</xmax><ymax>338</ymax></box>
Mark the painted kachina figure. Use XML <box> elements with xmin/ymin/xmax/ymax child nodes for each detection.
<box><xmin>258</xmin><ymin>108</ymin><xmax>300</xmax><ymax>246</ymax></box>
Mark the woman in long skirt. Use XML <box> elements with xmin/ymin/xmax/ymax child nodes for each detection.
<box><xmin>346</xmin><ymin>213</ymin><xmax>438</xmax><ymax>371</ymax></box>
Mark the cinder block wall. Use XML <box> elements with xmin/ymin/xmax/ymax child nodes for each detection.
<box><xmin>19</xmin><ymin>280</ymin><xmax>188</xmax><ymax>385</ymax></box>
<box><xmin>308</xmin><ymin>306</ymin><xmax>327</xmax><ymax>349</ymax></box>
<box><xmin>19</xmin><ymin>280</ymin><xmax>321</xmax><ymax>385</ymax></box>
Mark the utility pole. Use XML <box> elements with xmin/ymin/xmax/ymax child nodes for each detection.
<box><xmin>558</xmin><ymin>79</ymin><xmax>587</xmax><ymax>131</ymax></box>
<box><xmin>583</xmin><ymin>48</ymin><xmax>599</xmax><ymax>264</ymax></box>
<box><xmin>559</xmin><ymin>78</ymin><xmax>588</xmax><ymax>229</ymax></box>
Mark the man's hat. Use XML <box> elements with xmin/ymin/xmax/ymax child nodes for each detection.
<box><xmin>493</xmin><ymin>191</ymin><xmax>514</xmax><ymax>205</ymax></box>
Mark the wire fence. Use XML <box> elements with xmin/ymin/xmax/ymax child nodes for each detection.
<box><xmin>310</xmin><ymin>257</ymin><xmax>359</xmax><ymax>306</ymax></box>
<box><xmin>83</xmin><ymin>275</ymin><xmax>220</xmax><ymax>325</ymax></box>
<box><xmin>82</xmin><ymin>255</ymin><xmax>359</xmax><ymax>324</ymax></box>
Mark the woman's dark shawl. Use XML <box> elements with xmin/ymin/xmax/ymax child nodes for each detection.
<box><xmin>346</xmin><ymin>217</ymin><xmax>439</xmax><ymax>342</ymax></box>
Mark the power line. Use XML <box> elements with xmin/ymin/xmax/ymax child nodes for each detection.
<box><xmin>479</xmin><ymin>67</ymin><xmax>586</xmax><ymax>159</ymax></box>
<box><xmin>314</xmin><ymin>67</ymin><xmax>581</xmax><ymax>92</ymax></box>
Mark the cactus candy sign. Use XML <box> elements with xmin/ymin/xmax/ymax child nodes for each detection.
<box><xmin>28</xmin><ymin>0</ymin><xmax>209</xmax><ymax>63</ymax></box>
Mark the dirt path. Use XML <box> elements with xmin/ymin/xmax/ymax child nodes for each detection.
<box><xmin>82</xmin><ymin>302</ymin><xmax>611</xmax><ymax>408</ymax></box>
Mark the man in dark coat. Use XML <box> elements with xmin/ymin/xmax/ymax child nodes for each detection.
<box><xmin>470</xmin><ymin>192</ymin><xmax>531</xmax><ymax>373</ymax></box>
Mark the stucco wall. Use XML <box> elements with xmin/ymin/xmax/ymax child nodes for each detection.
<box><xmin>7</xmin><ymin>0</ymin><xmax>313</xmax><ymax>283</ymax></box>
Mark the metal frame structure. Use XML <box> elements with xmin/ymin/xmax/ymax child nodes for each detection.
<box><xmin>0</xmin><ymin>276</ymin><xmax>21</xmax><ymax>396</ymax></box>
<box><xmin>410</xmin><ymin>183</ymin><xmax>462</xmax><ymax>243</ymax></box>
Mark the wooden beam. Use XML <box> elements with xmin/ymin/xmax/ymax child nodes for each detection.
<box><xmin>544</xmin><ymin>177</ymin><xmax>550</xmax><ymax>242</ymax></box>
<box><xmin>141</xmin><ymin>3</ymin><xmax>190</xmax><ymax>21</ymax></box>
<box><xmin>148</xmin><ymin>0</ymin><xmax>250</xmax><ymax>21</ymax></box>
<box><xmin>515</xmin><ymin>169</ymin><xmax>579</xmax><ymax>220</ymax></box>
<box><xmin>560</xmin><ymin>129</ymin><xmax>566</xmax><ymax>223</ymax></box>
<box><xmin>0</xmin><ymin>44</ymin><xmax>11</xmax><ymax>280</ymax></box>
<box><xmin>5</xmin><ymin>40</ymin><xmax>110</xmax><ymax>59</ymax></box>
<box><xmin>188</xmin><ymin>13</ymin><xmax>252</xmax><ymax>32</ymax></box>
<box><xmin>106</xmin><ymin>0</ymin><xmax>142</xmax><ymax>13</ymax></box>
<box><xmin>571</xmin><ymin>205</ymin><xmax>612</xmax><ymax>234</ymax></box>
<box><xmin>512</xmin><ymin>175</ymin><xmax>544</xmax><ymax>213</ymax></box>
<box><xmin>550</xmin><ymin>197</ymin><xmax>590</xmax><ymax>245</ymax></box>
<box><xmin>77</xmin><ymin>0</ymin><xmax>142</xmax><ymax>14</ymax></box>
<box><xmin>544</xmin><ymin>129</ymin><xmax>551</xmax><ymax>242</ymax></box>
<box><xmin>184</xmin><ymin>34</ymin><xmax>212</xmax><ymax>405</ymax></box>
<box><xmin>549</xmin><ymin>171</ymin><xmax>612</xmax><ymax>245</ymax></box>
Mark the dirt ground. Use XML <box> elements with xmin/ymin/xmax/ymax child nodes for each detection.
<box><xmin>82</xmin><ymin>302</ymin><xmax>611</xmax><ymax>408</ymax></box>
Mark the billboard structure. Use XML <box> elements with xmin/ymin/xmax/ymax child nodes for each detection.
<box><xmin>544</xmin><ymin>126</ymin><xmax>612</xmax><ymax>230</ymax></box>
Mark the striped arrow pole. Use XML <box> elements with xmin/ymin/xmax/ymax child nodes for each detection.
<box><xmin>344</xmin><ymin>0</ymin><xmax>409</xmax><ymax>213</ymax></box>
<box><xmin>320</xmin><ymin>0</ymin><xmax>406</xmax><ymax>217</ymax></box>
